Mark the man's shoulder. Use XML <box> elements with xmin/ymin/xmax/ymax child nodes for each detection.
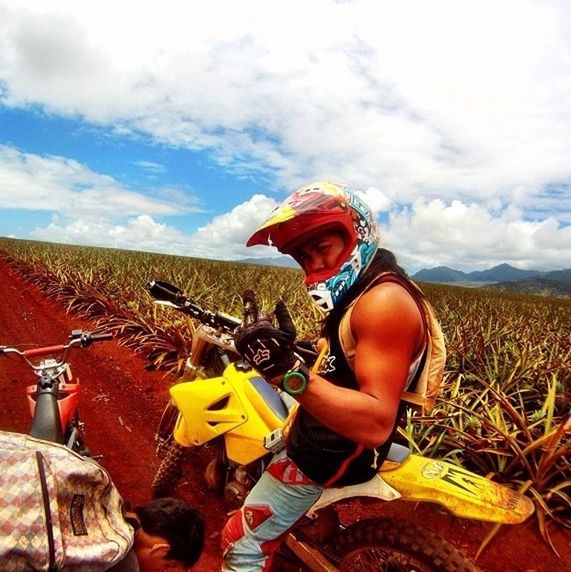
<box><xmin>351</xmin><ymin>276</ymin><xmax>423</xmax><ymax>337</ymax></box>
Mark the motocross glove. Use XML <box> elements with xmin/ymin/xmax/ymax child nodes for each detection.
<box><xmin>234</xmin><ymin>300</ymin><xmax>299</xmax><ymax>379</ymax></box>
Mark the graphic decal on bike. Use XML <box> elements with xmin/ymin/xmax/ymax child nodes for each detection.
<box><xmin>440</xmin><ymin>466</ymin><xmax>489</xmax><ymax>496</ymax></box>
<box><xmin>421</xmin><ymin>460</ymin><xmax>446</xmax><ymax>479</ymax></box>
<box><xmin>422</xmin><ymin>461</ymin><xmax>489</xmax><ymax>497</ymax></box>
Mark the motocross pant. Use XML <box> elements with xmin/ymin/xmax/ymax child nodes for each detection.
<box><xmin>221</xmin><ymin>450</ymin><xmax>324</xmax><ymax>572</ymax></box>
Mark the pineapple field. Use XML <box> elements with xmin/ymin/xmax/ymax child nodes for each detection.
<box><xmin>0</xmin><ymin>237</ymin><xmax>569</xmax><ymax>571</ymax></box>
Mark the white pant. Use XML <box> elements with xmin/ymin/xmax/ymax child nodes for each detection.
<box><xmin>221</xmin><ymin>450</ymin><xmax>324</xmax><ymax>572</ymax></box>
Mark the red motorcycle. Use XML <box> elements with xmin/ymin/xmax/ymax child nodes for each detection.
<box><xmin>0</xmin><ymin>329</ymin><xmax>112</xmax><ymax>453</ymax></box>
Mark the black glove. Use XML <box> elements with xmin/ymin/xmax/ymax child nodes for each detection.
<box><xmin>234</xmin><ymin>300</ymin><xmax>298</xmax><ymax>379</ymax></box>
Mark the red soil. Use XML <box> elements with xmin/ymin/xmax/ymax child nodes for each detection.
<box><xmin>0</xmin><ymin>258</ymin><xmax>568</xmax><ymax>571</ymax></box>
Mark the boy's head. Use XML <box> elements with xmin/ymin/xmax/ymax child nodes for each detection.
<box><xmin>132</xmin><ymin>497</ymin><xmax>205</xmax><ymax>570</ymax></box>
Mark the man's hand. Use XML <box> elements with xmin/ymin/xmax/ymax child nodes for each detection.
<box><xmin>234</xmin><ymin>300</ymin><xmax>297</xmax><ymax>380</ymax></box>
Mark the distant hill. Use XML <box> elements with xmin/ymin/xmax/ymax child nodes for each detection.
<box><xmin>412</xmin><ymin>266</ymin><xmax>468</xmax><ymax>283</ymax></box>
<box><xmin>239</xmin><ymin>256</ymin><xmax>299</xmax><ymax>269</ymax></box>
<box><xmin>413</xmin><ymin>263</ymin><xmax>544</xmax><ymax>284</ymax></box>
<box><xmin>487</xmin><ymin>277</ymin><xmax>571</xmax><ymax>297</ymax></box>
<box><xmin>466</xmin><ymin>263</ymin><xmax>542</xmax><ymax>283</ymax></box>
<box><xmin>542</xmin><ymin>268</ymin><xmax>571</xmax><ymax>284</ymax></box>
<box><xmin>412</xmin><ymin>263</ymin><xmax>570</xmax><ymax>297</ymax></box>
<box><xmin>233</xmin><ymin>256</ymin><xmax>571</xmax><ymax>297</ymax></box>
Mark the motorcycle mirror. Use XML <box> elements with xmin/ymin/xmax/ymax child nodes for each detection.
<box><xmin>148</xmin><ymin>280</ymin><xmax>185</xmax><ymax>305</ymax></box>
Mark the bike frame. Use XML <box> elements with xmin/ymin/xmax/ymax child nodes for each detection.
<box><xmin>25</xmin><ymin>359</ymin><xmax>81</xmax><ymax>444</ymax></box>
<box><xmin>0</xmin><ymin>330</ymin><xmax>112</xmax><ymax>448</ymax></box>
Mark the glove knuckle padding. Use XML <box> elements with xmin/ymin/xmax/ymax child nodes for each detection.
<box><xmin>234</xmin><ymin>302</ymin><xmax>298</xmax><ymax>378</ymax></box>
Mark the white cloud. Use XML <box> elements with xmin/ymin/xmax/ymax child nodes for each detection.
<box><xmin>0</xmin><ymin>145</ymin><xmax>199</xmax><ymax>221</ymax></box>
<box><xmin>1</xmin><ymin>0</ymin><xmax>569</xmax><ymax>211</ymax></box>
<box><xmin>29</xmin><ymin>195</ymin><xmax>280</xmax><ymax>261</ymax></box>
<box><xmin>135</xmin><ymin>161</ymin><xmax>165</xmax><ymax>174</ymax></box>
<box><xmin>0</xmin><ymin>0</ymin><xmax>569</xmax><ymax>271</ymax></box>
<box><xmin>357</xmin><ymin>186</ymin><xmax>392</xmax><ymax>214</ymax></box>
<box><xmin>192</xmin><ymin>194</ymin><xmax>279</xmax><ymax>258</ymax></box>
<box><xmin>32</xmin><ymin>215</ymin><xmax>190</xmax><ymax>255</ymax></box>
<box><xmin>384</xmin><ymin>199</ymin><xmax>571</xmax><ymax>272</ymax></box>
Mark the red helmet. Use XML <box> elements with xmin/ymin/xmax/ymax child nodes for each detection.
<box><xmin>247</xmin><ymin>181</ymin><xmax>380</xmax><ymax>311</ymax></box>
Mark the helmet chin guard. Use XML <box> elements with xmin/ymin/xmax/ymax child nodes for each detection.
<box><xmin>247</xmin><ymin>181</ymin><xmax>380</xmax><ymax>312</ymax></box>
<box><xmin>306</xmin><ymin>241</ymin><xmax>374</xmax><ymax>313</ymax></box>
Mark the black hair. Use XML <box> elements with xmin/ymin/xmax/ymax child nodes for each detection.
<box><xmin>321</xmin><ymin>247</ymin><xmax>419</xmax><ymax>338</ymax></box>
<box><xmin>135</xmin><ymin>497</ymin><xmax>205</xmax><ymax>568</ymax></box>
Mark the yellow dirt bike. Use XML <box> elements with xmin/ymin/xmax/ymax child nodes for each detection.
<box><xmin>148</xmin><ymin>280</ymin><xmax>534</xmax><ymax>572</ymax></box>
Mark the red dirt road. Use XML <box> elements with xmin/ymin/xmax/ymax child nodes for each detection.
<box><xmin>0</xmin><ymin>258</ymin><xmax>568</xmax><ymax>571</ymax></box>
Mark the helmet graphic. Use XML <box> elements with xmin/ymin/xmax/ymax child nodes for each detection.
<box><xmin>247</xmin><ymin>181</ymin><xmax>380</xmax><ymax>312</ymax></box>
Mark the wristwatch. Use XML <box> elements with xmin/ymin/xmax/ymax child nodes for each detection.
<box><xmin>281</xmin><ymin>362</ymin><xmax>311</xmax><ymax>396</ymax></box>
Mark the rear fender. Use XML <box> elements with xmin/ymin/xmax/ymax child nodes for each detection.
<box><xmin>26</xmin><ymin>382</ymin><xmax>81</xmax><ymax>434</ymax></box>
<box><xmin>380</xmin><ymin>454</ymin><xmax>534</xmax><ymax>524</ymax></box>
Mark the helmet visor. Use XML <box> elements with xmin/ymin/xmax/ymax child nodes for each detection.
<box><xmin>247</xmin><ymin>189</ymin><xmax>351</xmax><ymax>251</ymax></box>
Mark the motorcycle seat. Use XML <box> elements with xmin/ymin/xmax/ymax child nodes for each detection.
<box><xmin>386</xmin><ymin>442</ymin><xmax>411</xmax><ymax>463</ymax></box>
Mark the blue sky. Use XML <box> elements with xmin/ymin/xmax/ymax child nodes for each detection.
<box><xmin>0</xmin><ymin>0</ymin><xmax>570</xmax><ymax>273</ymax></box>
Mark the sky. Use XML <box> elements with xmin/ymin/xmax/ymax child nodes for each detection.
<box><xmin>0</xmin><ymin>0</ymin><xmax>570</xmax><ymax>273</ymax></box>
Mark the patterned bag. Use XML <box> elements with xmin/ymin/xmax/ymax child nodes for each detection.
<box><xmin>0</xmin><ymin>430</ymin><xmax>133</xmax><ymax>572</ymax></box>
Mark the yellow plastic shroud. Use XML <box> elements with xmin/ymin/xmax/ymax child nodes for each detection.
<box><xmin>170</xmin><ymin>364</ymin><xmax>286</xmax><ymax>466</ymax></box>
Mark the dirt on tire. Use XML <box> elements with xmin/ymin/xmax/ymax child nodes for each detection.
<box><xmin>0</xmin><ymin>257</ymin><xmax>568</xmax><ymax>571</ymax></box>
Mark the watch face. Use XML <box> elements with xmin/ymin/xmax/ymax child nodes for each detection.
<box><xmin>283</xmin><ymin>371</ymin><xmax>307</xmax><ymax>395</ymax></box>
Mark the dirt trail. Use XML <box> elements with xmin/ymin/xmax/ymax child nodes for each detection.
<box><xmin>0</xmin><ymin>258</ymin><xmax>567</xmax><ymax>571</ymax></box>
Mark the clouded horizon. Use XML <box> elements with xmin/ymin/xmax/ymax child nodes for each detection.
<box><xmin>1</xmin><ymin>0</ymin><xmax>569</xmax><ymax>273</ymax></box>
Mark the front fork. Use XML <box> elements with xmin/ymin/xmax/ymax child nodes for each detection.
<box><xmin>30</xmin><ymin>373</ymin><xmax>65</xmax><ymax>444</ymax></box>
<box><xmin>155</xmin><ymin>399</ymin><xmax>181</xmax><ymax>457</ymax></box>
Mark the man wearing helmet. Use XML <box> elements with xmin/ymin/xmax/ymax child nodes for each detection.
<box><xmin>222</xmin><ymin>181</ymin><xmax>428</xmax><ymax>571</ymax></box>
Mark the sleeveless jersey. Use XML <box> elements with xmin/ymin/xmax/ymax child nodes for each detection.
<box><xmin>287</xmin><ymin>275</ymin><xmax>426</xmax><ymax>487</ymax></box>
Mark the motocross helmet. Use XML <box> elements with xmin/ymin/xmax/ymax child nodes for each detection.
<box><xmin>247</xmin><ymin>181</ymin><xmax>380</xmax><ymax>312</ymax></box>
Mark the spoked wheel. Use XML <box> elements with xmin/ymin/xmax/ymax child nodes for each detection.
<box><xmin>326</xmin><ymin>518</ymin><xmax>479</xmax><ymax>572</ymax></box>
<box><xmin>152</xmin><ymin>398</ymin><xmax>190</xmax><ymax>497</ymax></box>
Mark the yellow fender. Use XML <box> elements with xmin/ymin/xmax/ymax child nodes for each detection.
<box><xmin>380</xmin><ymin>454</ymin><xmax>534</xmax><ymax>524</ymax></box>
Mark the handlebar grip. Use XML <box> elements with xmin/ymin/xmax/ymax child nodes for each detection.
<box><xmin>215</xmin><ymin>312</ymin><xmax>242</xmax><ymax>330</ymax></box>
<box><xmin>91</xmin><ymin>333</ymin><xmax>113</xmax><ymax>342</ymax></box>
<box><xmin>148</xmin><ymin>280</ymin><xmax>186</xmax><ymax>306</ymax></box>
<box><xmin>23</xmin><ymin>345</ymin><xmax>66</xmax><ymax>358</ymax></box>
<box><xmin>242</xmin><ymin>289</ymin><xmax>259</xmax><ymax>326</ymax></box>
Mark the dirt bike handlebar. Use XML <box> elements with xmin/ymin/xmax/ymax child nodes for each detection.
<box><xmin>0</xmin><ymin>330</ymin><xmax>113</xmax><ymax>366</ymax></box>
<box><xmin>147</xmin><ymin>280</ymin><xmax>319</xmax><ymax>364</ymax></box>
<box><xmin>148</xmin><ymin>280</ymin><xmax>242</xmax><ymax>333</ymax></box>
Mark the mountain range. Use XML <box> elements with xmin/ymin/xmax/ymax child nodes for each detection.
<box><xmin>240</xmin><ymin>258</ymin><xmax>570</xmax><ymax>297</ymax></box>
<box><xmin>411</xmin><ymin>264</ymin><xmax>571</xmax><ymax>297</ymax></box>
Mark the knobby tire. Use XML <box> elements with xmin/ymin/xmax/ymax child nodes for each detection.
<box><xmin>151</xmin><ymin>440</ymin><xmax>187</xmax><ymax>498</ymax></box>
<box><xmin>325</xmin><ymin>517</ymin><xmax>479</xmax><ymax>572</ymax></box>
